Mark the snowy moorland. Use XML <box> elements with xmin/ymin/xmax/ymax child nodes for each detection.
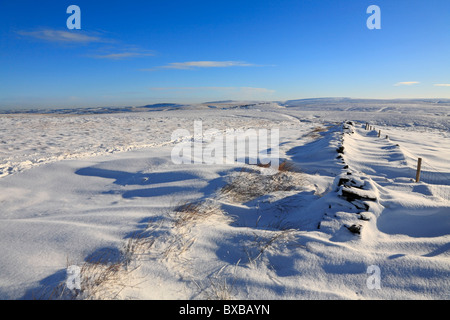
<box><xmin>0</xmin><ymin>98</ymin><xmax>449</xmax><ymax>300</ymax></box>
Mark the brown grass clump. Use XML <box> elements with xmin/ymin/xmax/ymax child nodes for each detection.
<box><xmin>307</xmin><ymin>126</ymin><xmax>328</xmax><ymax>139</ymax></box>
<box><xmin>221</xmin><ymin>165</ymin><xmax>305</xmax><ymax>203</ymax></box>
<box><xmin>277</xmin><ymin>160</ymin><xmax>299</xmax><ymax>172</ymax></box>
<box><xmin>256</xmin><ymin>160</ymin><xmax>299</xmax><ymax>173</ymax></box>
<box><xmin>161</xmin><ymin>200</ymin><xmax>233</xmax><ymax>261</ymax></box>
<box><xmin>173</xmin><ymin>200</ymin><xmax>233</xmax><ymax>228</ymax></box>
<box><xmin>40</xmin><ymin>231</ymin><xmax>155</xmax><ymax>300</ymax></box>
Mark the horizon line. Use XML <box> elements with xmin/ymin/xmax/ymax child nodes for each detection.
<box><xmin>2</xmin><ymin>97</ymin><xmax>450</xmax><ymax>113</ymax></box>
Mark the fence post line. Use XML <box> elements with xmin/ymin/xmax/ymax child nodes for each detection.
<box><xmin>415</xmin><ymin>158</ymin><xmax>423</xmax><ymax>183</ymax></box>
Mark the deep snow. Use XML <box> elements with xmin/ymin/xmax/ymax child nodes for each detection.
<box><xmin>0</xmin><ymin>99</ymin><xmax>449</xmax><ymax>300</ymax></box>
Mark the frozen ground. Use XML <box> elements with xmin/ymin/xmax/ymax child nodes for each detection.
<box><xmin>0</xmin><ymin>99</ymin><xmax>449</xmax><ymax>300</ymax></box>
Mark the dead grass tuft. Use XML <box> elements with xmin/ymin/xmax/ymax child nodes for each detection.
<box><xmin>161</xmin><ymin>200</ymin><xmax>232</xmax><ymax>261</ymax></box>
<box><xmin>172</xmin><ymin>200</ymin><xmax>233</xmax><ymax>229</ymax></box>
<box><xmin>221</xmin><ymin>166</ymin><xmax>305</xmax><ymax>202</ymax></box>
<box><xmin>42</xmin><ymin>231</ymin><xmax>155</xmax><ymax>300</ymax></box>
<box><xmin>244</xmin><ymin>229</ymin><xmax>297</xmax><ymax>266</ymax></box>
<box><xmin>307</xmin><ymin>126</ymin><xmax>328</xmax><ymax>140</ymax></box>
<box><xmin>256</xmin><ymin>160</ymin><xmax>300</xmax><ymax>173</ymax></box>
<box><xmin>174</xmin><ymin>201</ymin><xmax>222</xmax><ymax>228</ymax></box>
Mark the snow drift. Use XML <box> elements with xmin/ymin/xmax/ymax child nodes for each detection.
<box><xmin>0</xmin><ymin>99</ymin><xmax>449</xmax><ymax>300</ymax></box>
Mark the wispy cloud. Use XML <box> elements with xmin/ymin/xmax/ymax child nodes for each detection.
<box><xmin>394</xmin><ymin>81</ymin><xmax>420</xmax><ymax>86</ymax></box>
<box><xmin>163</xmin><ymin>61</ymin><xmax>254</xmax><ymax>69</ymax></box>
<box><xmin>142</xmin><ymin>61</ymin><xmax>255</xmax><ymax>71</ymax></box>
<box><xmin>17</xmin><ymin>29</ymin><xmax>154</xmax><ymax>60</ymax></box>
<box><xmin>16</xmin><ymin>29</ymin><xmax>107</xmax><ymax>44</ymax></box>
<box><xmin>434</xmin><ymin>83</ymin><xmax>450</xmax><ymax>87</ymax></box>
<box><xmin>89</xmin><ymin>51</ymin><xmax>155</xmax><ymax>60</ymax></box>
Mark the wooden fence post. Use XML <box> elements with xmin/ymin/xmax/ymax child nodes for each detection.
<box><xmin>416</xmin><ymin>158</ymin><xmax>423</xmax><ymax>183</ymax></box>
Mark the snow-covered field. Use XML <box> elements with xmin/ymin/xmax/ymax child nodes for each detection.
<box><xmin>0</xmin><ymin>99</ymin><xmax>449</xmax><ymax>300</ymax></box>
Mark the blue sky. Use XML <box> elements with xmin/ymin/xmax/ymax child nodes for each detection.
<box><xmin>1</xmin><ymin>0</ymin><xmax>449</xmax><ymax>109</ymax></box>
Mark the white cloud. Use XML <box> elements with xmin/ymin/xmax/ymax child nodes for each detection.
<box><xmin>434</xmin><ymin>84</ymin><xmax>450</xmax><ymax>87</ymax></box>
<box><xmin>145</xmin><ymin>61</ymin><xmax>255</xmax><ymax>71</ymax></box>
<box><xmin>394</xmin><ymin>81</ymin><xmax>420</xmax><ymax>86</ymax></box>
<box><xmin>90</xmin><ymin>51</ymin><xmax>154</xmax><ymax>60</ymax></box>
<box><xmin>16</xmin><ymin>29</ymin><xmax>106</xmax><ymax>44</ymax></box>
<box><xmin>17</xmin><ymin>29</ymin><xmax>154</xmax><ymax>60</ymax></box>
